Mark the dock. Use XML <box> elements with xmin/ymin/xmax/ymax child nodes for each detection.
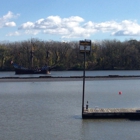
<box><xmin>82</xmin><ymin>108</ymin><xmax>140</xmax><ymax>119</ymax></box>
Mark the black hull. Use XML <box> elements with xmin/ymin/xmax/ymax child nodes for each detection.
<box><xmin>15</xmin><ymin>69</ymin><xmax>49</xmax><ymax>74</ymax></box>
<box><xmin>12</xmin><ymin>63</ymin><xmax>50</xmax><ymax>74</ymax></box>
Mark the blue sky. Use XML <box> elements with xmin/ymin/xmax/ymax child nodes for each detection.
<box><xmin>1</xmin><ymin>0</ymin><xmax>140</xmax><ymax>42</ymax></box>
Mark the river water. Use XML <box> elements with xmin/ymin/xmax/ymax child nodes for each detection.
<box><xmin>0</xmin><ymin>71</ymin><xmax>140</xmax><ymax>140</ymax></box>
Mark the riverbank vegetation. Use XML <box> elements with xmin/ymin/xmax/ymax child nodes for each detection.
<box><xmin>0</xmin><ymin>39</ymin><xmax>140</xmax><ymax>71</ymax></box>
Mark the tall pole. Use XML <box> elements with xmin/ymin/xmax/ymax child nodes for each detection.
<box><xmin>82</xmin><ymin>46</ymin><xmax>86</xmax><ymax>116</ymax></box>
<box><xmin>80</xmin><ymin>39</ymin><xmax>91</xmax><ymax>118</ymax></box>
<box><xmin>30</xmin><ymin>39</ymin><xmax>34</xmax><ymax>68</ymax></box>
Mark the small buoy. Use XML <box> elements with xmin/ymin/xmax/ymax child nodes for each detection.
<box><xmin>119</xmin><ymin>91</ymin><xmax>122</xmax><ymax>95</ymax></box>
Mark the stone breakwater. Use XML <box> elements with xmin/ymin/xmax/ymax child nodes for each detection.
<box><xmin>1</xmin><ymin>75</ymin><xmax>140</xmax><ymax>79</ymax></box>
<box><xmin>0</xmin><ymin>75</ymin><xmax>140</xmax><ymax>82</ymax></box>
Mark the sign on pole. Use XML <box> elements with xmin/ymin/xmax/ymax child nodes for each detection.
<box><xmin>79</xmin><ymin>40</ymin><xmax>91</xmax><ymax>54</ymax></box>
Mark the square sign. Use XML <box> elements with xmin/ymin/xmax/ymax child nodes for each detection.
<box><xmin>79</xmin><ymin>40</ymin><xmax>91</xmax><ymax>54</ymax></box>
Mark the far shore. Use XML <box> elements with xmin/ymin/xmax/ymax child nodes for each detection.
<box><xmin>0</xmin><ymin>75</ymin><xmax>140</xmax><ymax>82</ymax></box>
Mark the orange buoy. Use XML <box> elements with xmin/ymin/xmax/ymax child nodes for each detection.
<box><xmin>119</xmin><ymin>91</ymin><xmax>122</xmax><ymax>95</ymax></box>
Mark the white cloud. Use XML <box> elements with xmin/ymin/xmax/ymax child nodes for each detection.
<box><xmin>25</xmin><ymin>30</ymin><xmax>40</xmax><ymax>35</ymax></box>
<box><xmin>19</xmin><ymin>16</ymin><xmax>88</xmax><ymax>38</ymax></box>
<box><xmin>6</xmin><ymin>31</ymin><xmax>20</xmax><ymax>36</ymax></box>
<box><xmin>2</xmin><ymin>11</ymin><xmax>140</xmax><ymax>39</ymax></box>
<box><xmin>3</xmin><ymin>11</ymin><xmax>15</xmax><ymax>20</ymax></box>
<box><xmin>83</xmin><ymin>20</ymin><xmax>140</xmax><ymax>37</ymax></box>
<box><xmin>111</xmin><ymin>20</ymin><xmax>140</xmax><ymax>36</ymax></box>
<box><xmin>4</xmin><ymin>22</ymin><xmax>16</xmax><ymax>27</ymax></box>
<box><xmin>19</xmin><ymin>22</ymin><xmax>34</xmax><ymax>29</ymax></box>
<box><xmin>0</xmin><ymin>11</ymin><xmax>19</xmax><ymax>28</ymax></box>
<box><xmin>43</xmin><ymin>28</ymin><xmax>69</xmax><ymax>35</ymax></box>
<box><xmin>16</xmin><ymin>15</ymin><xmax>140</xmax><ymax>39</ymax></box>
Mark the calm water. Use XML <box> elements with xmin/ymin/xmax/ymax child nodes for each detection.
<box><xmin>1</xmin><ymin>71</ymin><xmax>140</xmax><ymax>140</ymax></box>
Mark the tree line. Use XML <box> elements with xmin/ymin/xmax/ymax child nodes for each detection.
<box><xmin>0</xmin><ymin>38</ymin><xmax>140</xmax><ymax>71</ymax></box>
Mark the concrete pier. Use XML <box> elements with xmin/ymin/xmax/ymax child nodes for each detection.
<box><xmin>82</xmin><ymin>108</ymin><xmax>140</xmax><ymax>119</ymax></box>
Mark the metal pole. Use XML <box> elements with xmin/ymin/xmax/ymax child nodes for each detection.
<box><xmin>82</xmin><ymin>47</ymin><xmax>86</xmax><ymax>116</ymax></box>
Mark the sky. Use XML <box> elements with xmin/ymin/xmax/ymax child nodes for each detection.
<box><xmin>1</xmin><ymin>0</ymin><xmax>140</xmax><ymax>42</ymax></box>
